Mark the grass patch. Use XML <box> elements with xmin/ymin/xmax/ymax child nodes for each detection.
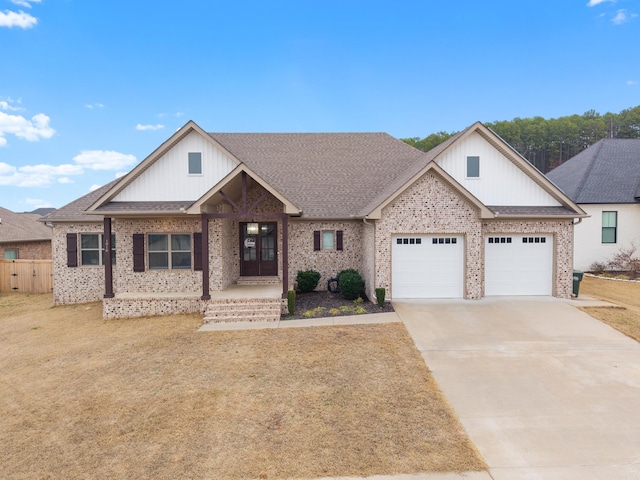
<box><xmin>0</xmin><ymin>293</ymin><xmax>486</xmax><ymax>479</ymax></box>
<box><xmin>579</xmin><ymin>276</ymin><xmax>640</xmax><ymax>343</ymax></box>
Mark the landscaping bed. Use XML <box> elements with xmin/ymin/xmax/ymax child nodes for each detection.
<box><xmin>283</xmin><ymin>291</ymin><xmax>395</xmax><ymax>320</ymax></box>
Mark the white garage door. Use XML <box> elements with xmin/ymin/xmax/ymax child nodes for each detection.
<box><xmin>485</xmin><ymin>235</ymin><xmax>553</xmax><ymax>296</ymax></box>
<box><xmin>392</xmin><ymin>235</ymin><xmax>464</xmax><ymax>299</ymax></box>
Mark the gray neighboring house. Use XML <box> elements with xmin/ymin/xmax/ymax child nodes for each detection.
<box><xmin>547</xmin><ymin>139</ymin><xmax>640</xmax><ymax>271</ymax></box>
<box><xmin>44</xmin><ymin>120</ymin><xmax>585</xmax><ymax>320</ymax></box>
<box><xmin>0</xmin><ymin>207</ymin><xmax>53</xmax><ymax>260</ymax></box>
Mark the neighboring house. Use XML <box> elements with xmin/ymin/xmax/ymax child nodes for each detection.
<box><xmin>547</xmin><ymin>139</ymin><xmax>640</xmax><ymax>271</ymax></box>
<box><xmin>0</xmin><ymin>207</ymin><xmax>53</xmax><ymax>260</ymax></box>
<box><xmin>43</xmin><ymin>120</ymin><xmax>585</xmax><ymax>319</ymax></box>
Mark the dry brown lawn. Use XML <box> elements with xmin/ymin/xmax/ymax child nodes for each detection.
<box><xmin>0</xmin><ymin>293</ymin><xmax>485</xmax><ymax>480</ymax></box>
<box><xmin>579</xmin><ymin>275</ymin><xmax>640</xmax><ymax>342</ymax></box>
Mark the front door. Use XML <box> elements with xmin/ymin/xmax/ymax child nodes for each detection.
<box><xmin>240</xmin><ymin>222</ymin><xmax>278</xmax><ymax>276</ymax></box>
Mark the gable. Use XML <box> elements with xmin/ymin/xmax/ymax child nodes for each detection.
<box><xmin>113</xmin><ymin>130</ymin><xmax>237</xmax><ymax>202</ymax></box>
<box><xmin>436</xmin><ymin>131</ymin><xmax>561</xmax><ymax>207</ymax></box>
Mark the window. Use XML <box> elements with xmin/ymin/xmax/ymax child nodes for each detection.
<box><xmin>602</xmin><ymin>211</ymin><xmax>617</xmax><ymax>243</ymax></box>
<box><xmin>313</xmin><ymin>230</ymin><xmax>343</xmax><ymax>251</ymax></box>
<box><xmin>322</xmin><ymin>231</ymin><xmax>335</xmax><ymax>250</ymax></box>
<box><xmin>80</xmin><ymin>234</ymin><xmax>115</xmax><ymax>266</ymax></box>
<box><xmin>148</xmin><ymin>234</ymin><xmax>191</xmax><ymax>269</ymax></box>
<box><xmin>467</xmin><ymin>156</ymin><xmax>480</xmax><ymax>178</ymax></box>
<box><xmin>188</xmin><ymin>152</ymin><xmax>202</xmax><ymax>174</ymax></box>
<box><xmin>3</xmin><ymin>249</ymin><xmax>18</xmax><ymax>260</ymax></box>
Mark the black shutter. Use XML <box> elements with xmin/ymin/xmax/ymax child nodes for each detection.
<box><xmin>133</xmin><ymin>234</ymin><xmax>145</xmax><ymax>272</ymax></box>
<box><xmin>313</xmin><ymin>230</ymin><xmax>321</xmax><ymax>251</ymax></box>
<box><xmin>66</xmin><ymin>233</ymin><xmax>78</xmax><ymax>267</ymax></box>
<box><xmin>336</xmin><ymin>230</ymin><xmax>343</xmax><ymax>251</ymax></box>
<box><xmin>193</xmin><ymin>232</ymin><xmax>202</xmax><ymax>271</ymax></box>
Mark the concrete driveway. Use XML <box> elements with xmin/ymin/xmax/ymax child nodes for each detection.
<box><xmin>394</xmin><ymin>297</ymin><xmax>640</xmax><ymax>480</ymax></box>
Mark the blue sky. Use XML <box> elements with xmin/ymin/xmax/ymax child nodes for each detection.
<box><xmin>1</xmin><ymin>0</ymin><xmax>638</xmax><ymax>212</ymax></box>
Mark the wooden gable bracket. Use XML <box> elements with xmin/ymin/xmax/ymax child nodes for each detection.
<box><xmin>218</xmin><ymin>171</ymin><xmax>269</xmax><ymax>216</ymax></box>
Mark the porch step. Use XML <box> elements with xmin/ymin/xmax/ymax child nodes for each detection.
<box><xmin>236</xmin><ymin>276</ymin><xmax>281</xmax><ymax>286</ymax></box>
<box><xmin>203</xmin><ymin>297</ymin><xmax>282</xmax><ymax>323</ymax></box>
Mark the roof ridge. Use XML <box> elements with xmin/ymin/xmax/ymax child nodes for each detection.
<box><xmin>573</xmin><ymin>140</ymin><xmax>605</xmax><ymax>200</ymax></box>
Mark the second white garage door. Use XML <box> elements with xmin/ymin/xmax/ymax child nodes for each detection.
<box><xmin>485</xmin><ymin>234</ymin><xmax>553</xmax><ymax>296</ymax></box>
<box><xmin>392</xmin><ymin>235</ymin><xmax>464</xmax><ymax>299</ymax></box>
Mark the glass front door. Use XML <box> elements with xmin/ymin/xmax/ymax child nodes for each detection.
<box><xmin>240</xmin><ymin>222</ymin><xmax>277</xmax><ymax>276</ymax></box>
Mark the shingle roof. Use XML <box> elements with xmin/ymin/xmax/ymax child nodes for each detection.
<box><xmin>546</xmin><ymin>139</ymin><xmax>640</xmax><ymax>203</ymax></box>
<box><xmin>209</xmin><ymin>132</ymin><xmax>425</xmax><ymax>219</ymax></box>
<box><xmin>93</xmin><ymin>201</ymin><xmax>193</xmax><ymax>215</ymax></box>
<box><xmin>43</xmin><ymin>180</ymin><xmax>120</xmax><ymax>222</ymax></box>
<box><xmin>487</xmin><ymin>206</ymin><xmax>578</xmax><ymax>217</ymax></box>
<box><xmin>0</xmin><ymin>207</ymin><xmax>52</xmax><ymax>243</ymax></box>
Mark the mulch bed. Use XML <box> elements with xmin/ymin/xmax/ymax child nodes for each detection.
<box><xmin>283</xmin><ymin>291</ymin><xmax>395</xmax><ymax>320</ymax></box>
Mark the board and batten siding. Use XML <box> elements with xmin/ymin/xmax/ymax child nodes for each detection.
<box><xmin>436</xmin><ymin>132</ymin><xmax>561</xmax><ymax>207</ymax></box>
<box><xmin>114</xmin><ymin>131</ymin><xmax>237</xmax><ymax>202</ymax></box>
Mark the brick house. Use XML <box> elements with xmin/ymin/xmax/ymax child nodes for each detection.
<box><xmin>43</xmin><ymin>120</ymin><xmax>585</xmax><ymax>319</ymax></box>
<box><xmin>0</xmin><ymin>207</ymin><xmax>53</xmax><ymax>260</ymax></box>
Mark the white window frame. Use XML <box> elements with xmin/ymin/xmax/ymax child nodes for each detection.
<box><xmin>148</xmin><ymin>233</ymin><xmax>192</xmax><ymax>270</ymax></box>
<box><xmin>80</xmin><ymin>233</ymin><xmax>115</xmax><ymax>266</ymax></box>
<box><xmin>602</xmin><ymin>211</ymin><xmax>617</xmax><ymax>244</ymax></box>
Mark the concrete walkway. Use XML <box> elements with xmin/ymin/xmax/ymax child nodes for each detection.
<box><xmin>396</xmin><ymin>296</ymin><xmax>640</xmax><ymax>480</ymax></box>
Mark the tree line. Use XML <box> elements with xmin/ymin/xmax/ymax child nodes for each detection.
<box><xmin>402</xmin><ymin>105</ymin><xmax>640</xmax><ymax>173</ymax></box>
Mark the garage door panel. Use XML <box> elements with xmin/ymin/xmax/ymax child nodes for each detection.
<box><xmin>485</xmin><ymin>235</ymin><xmax>552</xmax><ymax>296</ymax></box>
<box><xmin>392</xmin><ymin>235</ymin><xmax>464</xmax><ymax>299</ymax></box>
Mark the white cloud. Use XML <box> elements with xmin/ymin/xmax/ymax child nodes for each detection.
<box><xmin>0</xmin><ymin>99</ymin><xmax>23</xmax><ymax>111</ymax></box>
<box><xmin>587</xmin><ymin>0</ymin><xmax>615</xmax><ymax>6</ymax></box>
<box><xmin>115</xmin><ymin>171</ymin><xmax>128</xmax><ymax>178</ymax></box>
<box><xmin>0</xmin><ymin>111</ymin><xmax>55</xmax><ymax>146</ymax></box>
<box><xmin>85</xmin><ymin>103</ymin><xmax>105</xmax><ymax>109</ymax></box>
<box><xmin>0</xmin><ymin>10</ymin><xmax>37</xmax><ymax>28</ymax></box>
<box><xmin>0</xmin><ymin>163</ymin><xmax>83</xmax><ymax>187</ymax></box>
<box><xmin>0</xmin><ymin>162</ymin><xmax>15</xmax><ymax>175</ymax></box>
<box><xmin>0</xmin><ymin>149</ymin><xmax>135</xmax><ymax>188</ymax></box>
<box><xmin>135</xmin><ymin>123</ymin><xmax>164</xmax><ymax>131</ymax></box>
<box><xmin>9</xmin><ymin>0</ymin><xmax>41</xmax><ymax>8</ymax></box>
<box><xmin>72</xmin><ymin>150</ymin><xmax>137</xmax><ymax>171</ymax></box>
<box><xmin>89</xmin><ymin>184</ymin><xmax>102</xmax><ymax>192</ymax></box>
<box><xmin>612</xmin><ymin>9</ymin><xmax>637</xmax><ymax>24</ymax></box>
<box><xmin>25</xmin><ymin>197</ymin><xmax>52</xmax><ymax>208</ymax></box>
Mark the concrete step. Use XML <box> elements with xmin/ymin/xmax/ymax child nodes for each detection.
<box><xmin>236</xmin><ymin>276</ymin><xmax>281</xmax><ymax>286</ymax></box>
<box><xmin>203</xmin><ymin>297</ymin><xmax>282</xmax><ymax>323</ymax></box>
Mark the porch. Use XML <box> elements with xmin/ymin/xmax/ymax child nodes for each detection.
<box><xmin>102</xmin><ymin>282</ymin><xmax>284</xmax><ymax>321</ymax></box>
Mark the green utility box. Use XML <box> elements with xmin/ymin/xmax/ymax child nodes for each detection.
<box><xmin>572</xmin><ymin>270</ymin><xmax>584</xmax><ymax>297</ymax></box>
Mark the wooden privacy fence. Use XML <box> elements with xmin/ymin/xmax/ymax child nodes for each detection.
<box><xmin>0</xmin><ymin>259</ymin><xmax>53</xmax><ymax>294</ymax></box>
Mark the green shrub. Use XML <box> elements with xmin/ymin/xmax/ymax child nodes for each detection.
<box><xmin>337</xmin><ymin>269</ymin><xmax>365</xmax><ymax>300</ymax></box>
<box><xmin>375</xmin><ymin>287</ymin><xmax>386</xmax><ymax>307</ymax></box>
<box><xmin>296</xmin><ymin>270</ymin><xmax>321</xmax><ymax>293</ymax></box>
<box><xmin>287</xmin><ymin>290</ymin><xmax>296</xmax><ymax>315</ymax></box>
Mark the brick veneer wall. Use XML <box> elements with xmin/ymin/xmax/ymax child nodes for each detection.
<box><xmin>361</xmin><ymin>221</ymin><xmax>376</xmax><ymax>301</ymax></box>
<box><xmin>375</xmin><ymin>171</ymin><xmax>484</xmax><ymax>299</ymax></box>
<box><xmin>482</xmin><ymin>219</ymin><xmax>574</xmax><ymax>298</ymax></box>
<box><xmin>114</xmin><ymin>217</ymin><xmax>202</xmax><ymax>294</ymax></box>
<box><xmin>1</xmin><ymin>240</ymin><xmax>51</xmax><ymax>260</ymax></box>
<box><xmin>288</xmin><ymin>220</ymin><xmax>364</xmax><ymax>291</ymax></box>
<box><xmin>52</xmin><ymin>223</ymin><xmax>107</xmax><ymax>304</ymax></box>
